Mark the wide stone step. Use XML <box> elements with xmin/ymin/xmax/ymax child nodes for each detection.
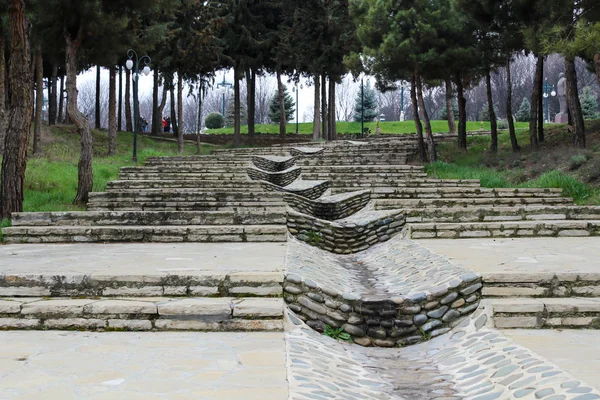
<box><xmin>329</xmin><ymin>179</ymin><xmax>482</xmax><ymax>190</ymax></box>
<box><xmin>87</xmin><ymin>201</ymin><xmax>286</xmax><ymax>211</ymax></box>
<box><xmin>1</xmin><ymin>225</ymin><xmax>288</xmax><ymax>243</ymax></box>
<box><xmin>490</xmin><ymin>297</ymin><xmax>600</xmax><ymax>329</ymax></box>
<box><xmin>482</xmin><ymin>271</ymin><xmax>600</xmax><ymax>298</ymax></box>
<box><xmin>107</xmin><ymin>180</ymin><xmax>263</xmax><ymax>190</ymax></box>
<box><xmin>89</xmin><ymin>190</ymin><xmax>284</xmax><ymax>203</ymax></box>
<box><xmin>295</xmin><ymin>156</ymin><xmax>408</xmax><ymax>166</ymax></box>
<box><xmin>400</xmin><ymin>205</ymin><xmax>600</xmax><ymax>223</ymax></box>
<box><xmin>118</xmin><ymin>173</ymin><xmax>250</xmax><ymax>181</ymax></box>
<box><xmin>409</xmin><ymin>219</ymin><xmax>600</xmax><ymax>239</ymax></box>
<box><xmin>301</xmin><ymin>173</ymin><xmax>429</xmax><ymax>180</ymax></box>
<box><xmin>301</xmin><ymin>165</ymin><xmax>424</xmax><ymax>173</ymax></box>
<box><xmin>0</xmin><ymin>297</ymin><xmax>284</xmax><ymax>331</ymax></box>
<box><xmin>121</xmin><ymin>167</ymin><xmax>249</xmax><ymax>174</ymax></box>
<box><xmin>10</xmin><ymin>210</ymin><xmax>286</xmax><ymax>227</ymax></box>
<box><xmin>377</xmin><ymin>196</ymin><xmax>573</xmax><ymax>209</ymax></box>
<box><xmin>368</xmin><ymin>187</ymin><xmax>563</xmax><ymax>199</ymax></box>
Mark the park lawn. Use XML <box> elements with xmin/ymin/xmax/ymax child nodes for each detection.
<box><xmin>427</xmin><ymin>121</ymin><xmax>600</xmax><ymax>205</ymax></box>
<box><xmin>8</xmin><ymin>126</ymin><xmax>212</xmax><ymax>213</ymax></box>
<box><xmin>206</xmin><ymin>120</ymin><xmax>530</xmax><ymax>135</ymax></box>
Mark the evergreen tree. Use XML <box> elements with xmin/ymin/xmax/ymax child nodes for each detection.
<box><xmin>581</xmin><ymin>87</ymin><xmax>600</xmax><ymax>120</ymax></box>
<box><xmin>440</xmin><ymin>98</ymin><xmax>459</xmax><ymax>121</ymax></box>
<box><xmin>269</xmin><ymin>85</ymin><xmax>295</xmax><ymax>123</ymax></box>
<box><xmin>353</xmin><ymin>81</ymin><xmax>378</xmax><ymax>122</ymax></box>
<box><xmin>516</xmin><ymin>98</ymin><xmax>531</xmax><ymax>122</ymax></box>
<box><xmin>226</xmin><ymin>101</ymin><xmax>248</xmax><ymax>127</ymax></box>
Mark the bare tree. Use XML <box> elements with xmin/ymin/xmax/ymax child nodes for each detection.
<box><xmin>336</xmin><ymin>75</ymin><xmax>356</xmax><ymax>122</ymax></box>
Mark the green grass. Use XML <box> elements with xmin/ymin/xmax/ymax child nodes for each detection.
<box><xmin>0</xmin><ymin>218</ymin><xmax>10</xmax><ymax>241</ymax></box>
<box><xmin>428</xmin><ymin>122</ymin><xmax>600</xmax><ymax>204</ymax></box>
<box><xmin>13</xmin><ymin>126</ymin><xmax>213</xmax><ymax>212</ymax></box>
<box><xmin>206</xmin><ymin>120</ymin><xmax>529</xmax><ymax>135</ymax></box>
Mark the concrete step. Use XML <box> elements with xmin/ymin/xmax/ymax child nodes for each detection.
<box><xmin>490</xmin><ymin>297</ymin><xmax>600</xmax><ymax>329</ymax></box>
<box><xmin>400</xmin><ymin>205</ymin><xmax>600</xmax><ymax>223</ymax></box>
<box><xmin>481</xmin><ymin>271</ymin><xmax>600</xmax><ymax>298</ymax></box>
<box><xmin>301</xmin><ymin>173</ymin><xmax>429</xmax><ymax>181</ymax></box>
<box><xmin>329</xmin><ymin>179</ymin><xmax>482</xmax><ymax>190</ymax></box>
<box><xmin>118</xmin><ymin>173</ymin><xmax>250</xmax><ymax>181</ymax></box>
<box><xmin>301</xmin><ymin>165</ymin><xmax>424</xmax><ymax>173</ymax></box>
<box><xmin>377</xmin><ymin>197</ymin><xmax>574</xmax><ymax>209</ymax></box>
<box><xmin>1</xmin><ymin>225</ymin><xmax>288</xmax><ymax>243</ymax></box>
<box><xmin>295</xmin><ymin>156</ymin><xmax>408</xmax><ymax>166</ymax></box>
<box><xmin>107</xmin><ymin>180</ymin><xmax>263</xmax><ymax>190</ymax></box>
<box><xmin>367</xmin><ymin>187</ymin><xmax>563</xmax><ymax>199</ymax></box>
<box><xmin>10</xmin><ymin>210</ymin><xmax>286</xmax><ymax>227</ymax></box>
<box><xmin>88</xmin><ymin>190</ymin><xmax>284</xmax><ymax>203</ymax></box>
<box><xmin>0</xmin><ymin>297</ymin><xmax>284</xmax><ymax>331</ymax></box>
<box><xmin>86</xmin><ymin>201</ymin><xmax>286</xmax><ymax>211</ymax></box>
<box><xmin>409</xmin><ymin>219</ymin><xmax>599</xmax><ymax>239</ymax></box>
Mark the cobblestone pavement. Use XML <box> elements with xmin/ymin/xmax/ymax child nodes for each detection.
<box><xmin>286</xmin><ymin>304</ymin><xmax>600</xmax><ymax>399</ymax></box>
<box><xmin>0</xmin><ymin>331</ymin><xmax>287</xmax><ymax>399</ymax></box>
<box><xmin>0</xmin><ymin>242</ymin><xmax>286</xmax><ymax>275</ymax></box>
<box><xmin>416</xmin><ymin>238</ymin><xmax>600</xmax><ymax>275</ymax></box>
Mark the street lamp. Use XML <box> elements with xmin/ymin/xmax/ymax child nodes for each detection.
<box><xmin>216</xmin><ymin>72</ymin><xmax>233</xmax><ymax>118</ymax></box>
<box><xmin>399</xmin><ymin>81</ymin><xmax>409</xmax><ymax>121</ymax></box>
<box><xmin>126</xmin><ymin>49</ymin><xmax>151</xmax><ymax>163</ymax></box>
<box><xmin>292</xmin><ymin>83</ymin><xmax>303</xmax><ymax>134</ymax></box>
<box><xmin>543</xmin><ymin>78</ymin><xmax>557</xmax><ymax>123</ymax></box>
<box><xmin>361</xmin><ymin>78</ymin><xmax>364</xmax><ymax>137</ymax></box>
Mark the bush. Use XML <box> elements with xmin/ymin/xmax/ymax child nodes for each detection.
<box><xmin>205</xmin><ymin>112</ymin><xmax>225</xmax><ymax>129</ymax></box>
<box><xmin>569</xmin><ymin>154</ymin><xmax>588</xmax><ymax>170</ymax></box>
<box><xmin>497</xmin><ymin>119</ymin><xmax>509</xmax><ymax>129</ymax></box>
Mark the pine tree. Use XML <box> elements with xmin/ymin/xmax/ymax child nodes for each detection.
<box><xmin>353</xmin><ymin>81</ymin><xmax>378</xmax><ymax>122</ymax></box>
<box><xmin>581</xmin><ymin>87</ymin><xmax>600</xmax><ymax>120</ymax></box>
<box><xmin>226</xmin><ymin>101</ymin><xmax>247</xmax><ymax>127</ymax></box>
<box><xmin>516</xmin><ymin>98</ymin><xmax>531</xmax><ymax>122</ymax></box>
<box><xmin>269</xmin><ymin>85</ymin><xmax>295</xmax><ymax>123</ymax></box>
<box><xmin>440</xmin><ymin>98</ymin><xmax>459</xmax><ymax>121</ymax></box>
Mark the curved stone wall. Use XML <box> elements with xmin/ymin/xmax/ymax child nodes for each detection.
<box><xmin>247</xmin><ymin>166</ymin><xmax>302</xmax><ymax>187</ymax></box>
<box><xmin>252</xmin><ymin>155</ymin><xmax>296</xmax><ymax>172</ymax></box>
<box><xmin>284</xmin><ymin>236</ymin><xmax>483</xmax><ymax>346</ymax></box>
<box><xmin>284</xmin><ymin>190</ymin><xmax>371</xmax><ymax>221</ymax></box>
<box><xmin>260</xmin><ymin>180</ymin><xmax>329</xmax><ymax>200</ymax></box>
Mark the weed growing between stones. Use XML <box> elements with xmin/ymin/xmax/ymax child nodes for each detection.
<box><xmin>0</xmin><ymin>218</ymin><xmax>10</xmax><ymax>242</ymax></box>
<box><xmin>418</xmin><ymin>328</ymin><xmax>431</xmax><ymax>342</ymax></box>
<box><xmin>324</xmin><ymin>325</ymin><xmax>352</xmax><ymax>342</ymax></box>
<box><xmin>306</xmin><ymin>230</ymin><xmax>323</xmax><ymax>246</ymax></box>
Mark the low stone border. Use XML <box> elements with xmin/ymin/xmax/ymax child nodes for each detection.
<box><xmin>289</xmin><ymin>147</ymin><xmax>324</xmax><ymax>157</ymax></box>
<box><xmin>260</xmin><ymin>180</ymin><xmax>329</xmax><ymax>200</ymax></box>
<box><xmin>247</xmin><ymin>166</ymin><xmax>302</xmax><ymax>187</ymax></box>
<box><xmin>252</xmin><ymin>155</ymin><xmax>296</xmax><ymax>172</ymax></box>
<box><xmin>284</xmin><ymin>190</ymin><xmax>370</xmax><ymax>221</ymax></box>
<box><xmin>0</xmin><ymin>297</ymin><xmax>283</xmax><ymax>332</ymax></box>
<box><xmin>287</xmin><ymin>207</ymin><xmax>405</xmax><ymax>253</ymax></box>
<box><xmin>284</xmin><ymin>237</ymin><xmax>483</xmax><ymax>346</ymax></box>
<box><xmin>0</xmin><ymin>271</ymin><xmax>284</xmax><ymax>298</ymax></box>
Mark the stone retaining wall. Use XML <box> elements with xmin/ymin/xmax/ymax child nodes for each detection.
<box><xmin>260</xmin><ymin>181</ymin><xmax>329</xmax><ymax>200</ymax></box>
<box><xmin>247</xmin><ymin>166</ymin><xmax>302</xmax><ymax>187</ymax></box>
<box><xmin>284</xmin><ymin>190</ymin><xmax>371</xmax><ymax>221</ymax></box>
<box><xmin>252</xmin><ymin>155</ymin><xmax>296</xmax><ymax>172</ymax></box>
<box><xmin>287</xmin><ymin>208</ymin><xmax>405</xmax><ymax>254</ymax></box>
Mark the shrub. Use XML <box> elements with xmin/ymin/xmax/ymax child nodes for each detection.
<box><xmin>497</xmin><ymin>119</ymin><xmax>509</xmax><ymax>129</ymax></box>
<box><xmin>205</xmin><ymin>112</ymin><xmax>225</xmax><ymax>129</ymax></box>
<box><xmin>569</xmin><ymin>154</ymin><xmax>588</xmax><ymax>170</ymax></box>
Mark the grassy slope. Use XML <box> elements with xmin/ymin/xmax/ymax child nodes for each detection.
<box><xmin>427</xmin><ymin>121</ymin><xmax>600</xmax><ymax>204</ymax></box>
<box><xmin>207</xmin><ymin>120</ymin><xmax>529</xmax><ymax>135</ymax></box>
<box><xmin>15</xmin><ymin>126</ymin><xmax>211</xmax><ymax>213</ymax></box>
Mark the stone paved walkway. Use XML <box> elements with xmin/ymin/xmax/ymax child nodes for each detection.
<box><xmin>416</xmin><ymin>238</ymin><xmax>600</xmax><ymax>275</ymax></box>
<box><xmin>0</xmin><ymin>331</ymin><xmax>287</xmax><ymax>400</ymax></box>
<box><xmin>0</xmin><ymin>243</ymin><xmax>286</xmax><ymax>275</ymax></box>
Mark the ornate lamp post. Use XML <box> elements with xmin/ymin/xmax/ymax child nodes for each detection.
<box><xmin>399</xmin><ymin>81</ymin><xmax>409</xmax><ymax>121</ymax></box>
<box><xmin>361</xmin><ymin>78</ymin><xmax>364</xmax><ymax>137</ymax></box>
<box><xmin>543</xmin><ymin>78</ymin><xmax>557</xmax><ymax>123</ymax></box>
<box><xmin>216</xmin><ymin>72</ymin><xmax>233</xmax><ymax>118</ymax></box>
<box><xmin>125</xmin><ymin>49</ymin><xmax>151</xmax><ymax>163</ymax></box>
<box><xmin>292</xmin><ymin>83</ymin><xmax>303</xmax><ymax>134</ymax></box>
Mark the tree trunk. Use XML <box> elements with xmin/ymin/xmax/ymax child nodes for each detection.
<box><xmin>177</xmin><ymin>74</ymin><xmax>183</xmax><ymax>153</ymax></box>
<box><xmin>65</xmin><ymin>27</ymin><xmax>93</xmax><ymax>205</ymax></box>
<box><xmin>594</xmin><ymin>54</ymin><xmax>600</xmax><ymax>86</ymax></box>
<box><xmin>0</xmin><ymin>35</ymin><xmax>6</xmax><ymax>156</ymax></box>
<box><xmin>416</xmin><ymin>72</ymin><xmax>436</xmax><ymax>162</ymax></box>
<box><xmin>157</xmin><ymin>82</ymin><xmax>167</xmax><ymax>132</ymax></box>
<box><xmin>0</xmin><ymin>0</ymin><xmax>33</xmax><ymax>219</ymax></box>
<box><xmin>506</xmin><ymin>55</ymin><xmax>520</xmax><ymax>153</ymax></box>
<box><xmin>169</xmin><ymin>81</ymin><xmax>178</xmax><ymax>137</ymax></box>
<box><xmin>58</xmin><ymin>73</ymin><xmax>64</xmax><ymax>123</ymax></box>
<box><xmin>95</xmin><ymin>65</ymin><xmax>101</xmax><ymax>130</ymax></box>
<box><xmin>565</xmin><ymin>56</ymin><xmax>585</xmax><ymax>148</ymax></box>
<box><xmin>108</xmin><ymin>66</ymin><xmax>117</xmax><ymax>156</ymax></box>
<box><xmin>328</xmin><ymin>78</ymin><xmax>336</xmax><ymax>140</ymax></box>
<box><xmin>321</xmin><ymin>74</ymin><xmax>328</xmax><ymax>140</ymax></box>
<box><xmin>528</xmin><ymin>55</ymin><xmax>542</xmax><ymax>149</ymax></box>
<box><xmin>151</xmin><ymin>69</ymin><xmax>159</xmax><ymax>135</ymax></box>
<box><xmin>276</xmin><ymin>70</ymin><xmax>286</xmax><ymax>139</ymax></box>
<box><xmin>49</xmin><ymin>65</ymin><xmax>57</xmax><ymax>126</ymax></box>
<box><xmin>197</xmin><ymin>82</ymin><xmax>202</xmax><ymax>134</ymax></box>
<box><xmin>537</xmin><ymin>56</ymin><xmax>544</xmax><ymax>142</ymax></box>
<box><xmin>444</xmin><ymin>77</ymin><xmax>456</xmax><ymax>134</ymax></box>
<box><xmin>410</xmin><ymin>73</ymin><xmax>427</xmax><ymax>162</ymax></box>
<box><xmin>486</xmin><ymin>68</ymin><xmax>498</xmax><ymax>153</ymax></box>
<box><xmin>118</xmin><ymin>65</ymin><xmax>122</xmax><ymax>131</ymax></box>
<box><xmin>234</xmin><ymin>65</ymin><xmax>241</xmax><ymax>148</ymax></box>
<box><xmin>125</xmin><ymin>68</ymin><xmax>132</xmax><ymax>132</ymax></box>
<box><xmin>177</xmin><ymin>74</ymin><xmax>183</xmax><ymax>152</ymax></box>
<box><xmin>455</xmin><ymin>73</ymin><xmax>467</xmax><ymax>150</ymax></box>
<box><xmin>312</xmin><ymin>74</ymin><xmax>320</xmax><ymax>141</ymax></box>
<box><xmin>33</xmin><ymin>45</ymin><xmax>42</xmax><ymax>156</ymax></box>
<box><xmin>246</xmin><ymin>68</ymin><xmax>256</xmax><ymax>144</ymax></box>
